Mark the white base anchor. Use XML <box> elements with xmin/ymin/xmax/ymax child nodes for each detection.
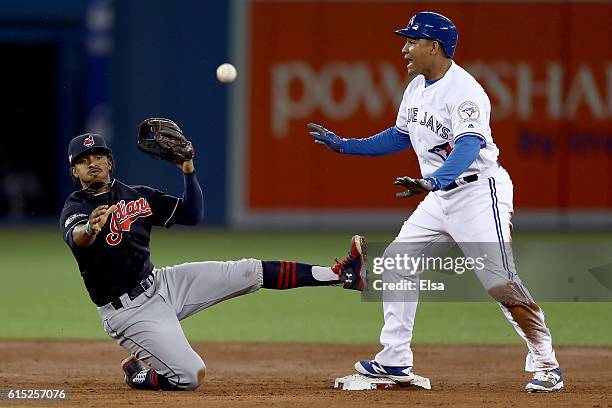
<box><xmin>334</xmin><ymin>373</ymin><xmax>431</xmax><ymax>391</ymax></box>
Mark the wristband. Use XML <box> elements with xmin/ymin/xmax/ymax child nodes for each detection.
<box><xmin>84</xmin><ymin>221</ymin><xmax>96</xmax><ymax>236</ymax></box>
<box><xmin>424</xmin><ymin>177</ymin><xmax>441</xmax><ymax>191</ymax></box>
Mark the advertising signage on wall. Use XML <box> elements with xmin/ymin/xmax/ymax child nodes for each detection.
<box><xmin>230</xmin><ymin>1</ymin><xmax>611</xmax><ymax>228</ymax></box>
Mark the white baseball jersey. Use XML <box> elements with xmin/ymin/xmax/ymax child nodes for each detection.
<box><xmin>374</xmin><ymin>63</ymin><xmax>559</xmax><ymax>375</ymax></box>
<box><xmin>395</xmin><ymin>61</ymin><xmax>499</xmax><ymax>183</ymax></box>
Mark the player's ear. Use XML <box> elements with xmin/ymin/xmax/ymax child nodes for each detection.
<box><xmin>107</xmin><ymin>155</ymin><xmax>114</xmax><ymax>173</ymax></box>
<box><xmin>69</xmin><ymin>166</ymin><xmax>80</xmax><ymax>183</ymax></box>
<box><xmin>431</xmin><ymin>40</ymin><xmax>439</xmax><ymax>56</ymax></box>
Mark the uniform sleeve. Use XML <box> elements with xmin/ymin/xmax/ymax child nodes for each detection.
<box><xmin>60</xmin><ymin>201</ymin><xmax>89</xmax><ymax>248</ymax></box>
<box><xmin>142</xmin><ymin>187</ymin><xmax>181</xmax><ymax>227</ymax></box>
<box><xmin>449</xmin><ymin>86</ymin><xmax>491</xmax><ymax>145</ymax></box>
<box><xmin>177</xmin><ymin>172</ymin><xmax>204</xmax><ymax>225</ymax></box>
<box><xmin>143</xmin><ymin>173</ymin><xmax>204</xmax><ymax>228</ymax></box>
<box><xmin>430</xmin><ymin>135</ymin><xmax>483</xmax><ymax>189</ymax></box>
<box><xmin>344</xmin><ymin>127</ymin><xmax>412</xmax><ymax>156</ymax></box>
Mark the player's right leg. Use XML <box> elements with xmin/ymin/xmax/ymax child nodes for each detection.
<box><xmin>100</xmin><ymin>291</ymin><xmax>206</xmax><ymax>391</ymax></box>
<box><xmin>355</xmin><ymin>194</ymin><xmax>453</xmax><ymax>382</ymax></box>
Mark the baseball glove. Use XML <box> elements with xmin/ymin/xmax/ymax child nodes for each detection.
<box><xmin>137</xmin><ymin>118</ymin><xmax>194</xmax><ymax>163</ymax></box>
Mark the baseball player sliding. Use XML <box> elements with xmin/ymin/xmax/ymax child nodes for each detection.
<box><xmin>309</xmin><ymin>12</ymin><xmax>563</xmax><ymax>393</ymax></box>
<box><xmin>60</xmin><ymin>120</ymin><xmax>367</xmax><ymax>391</ymax></box>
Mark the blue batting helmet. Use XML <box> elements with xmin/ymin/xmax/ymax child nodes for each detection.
<box><xmin>395</xmin><ymin>11</ymin><xmax>458</xmax><ymax>58</ymax></box>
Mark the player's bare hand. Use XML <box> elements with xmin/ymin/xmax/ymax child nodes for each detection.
<box><xmin>88</xmin><ymin>204</ymin><xmax>118</xmax><ymax>234</ymax></box>
<box><xmin>394</xmin><ymin>176</ymin><xmax>438</xmax><ymax>198</ymax></box>
<box><xmin>307</xmin><ymin>123</ymin><xmax>347</xmax><ymax>153</ymax></box>
<box><xmin>177</xmin><ymin>159</ymin><xmax>195</xmax><ymax>174</ymax></box>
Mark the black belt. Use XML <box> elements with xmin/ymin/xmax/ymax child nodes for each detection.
<box><xmin>110</xmin><ymin>274</ymin><xmax>154</xmax><ymax>310</ymax></box>
<box><xmin>444</xmin><ymin>174</ymin><xmax>479</xmax><ymax>191</ymax></box>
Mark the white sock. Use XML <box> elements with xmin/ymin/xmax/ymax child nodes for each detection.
<box><xmin>312</xmin><ymin>266</ymin><xmax>339</xmax><ymax>281</ymax></box>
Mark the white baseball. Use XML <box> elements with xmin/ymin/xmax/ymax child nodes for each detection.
<box><xmin>216</xmin><ymin>63</ymin><xmax>237</xmax><ymax>83</ymax></box>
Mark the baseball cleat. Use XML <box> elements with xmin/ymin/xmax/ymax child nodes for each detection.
<box><xmin>525</xmin><ymin>367</ymin><xmax>564</xmax><ymax>393</ymax></box>
<box><xmin>121</xmin><ymin>355</ymin><xmax>146</xmax><ymax>388</ymax></box>
<box><xmin>354</xmin><ymin>360</ymin><xmax>414</xmax><ymax>383</ymax></box>
<box><xmin>332</xmin><ymin>235</ymin><xmax>367</xmax><ymax>291</ymax></box>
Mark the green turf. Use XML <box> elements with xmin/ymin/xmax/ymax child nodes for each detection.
<box><xmin>0</xmin><ymin>228</ymin><xmax>610</xmax><ymax>346</ymax></box>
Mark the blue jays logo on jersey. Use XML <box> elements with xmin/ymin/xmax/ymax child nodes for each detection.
<box><xmin>428</xmin><ymin>141</ymin><xmax>453</xmax><ymax>161</ymax></box>
<box><xmin>458</xmin><ymin>101</ymin><xmax>480</xmax><ymax>122</ymax></box>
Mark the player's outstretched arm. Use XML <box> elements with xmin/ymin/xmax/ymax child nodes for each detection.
<box><xmin>307</xmin><ymin>124</ymin><xmax>411</xmax><ymax>156</ymax></box>
<box><xmin>177</xmin><ymin>166</ymin><xmax>204</xmax><ymax>225</ymax></box>
<box><xmin>168</xmin><ymin>158</ymin><xmax>204</xmax><ymax>226</ymax></box>
<box><xmin>73</xmin><ymin>204</ymin><xmax>117</xmax><ymax>247</ymax></box>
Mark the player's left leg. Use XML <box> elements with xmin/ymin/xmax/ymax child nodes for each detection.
<box><xmin>448</xmin><ymin>169</ymin><xmax>561</xmax><ymax>392</ymax></box>
<box><xmin>263</xmin><ymin>235</ymin><xmax>367</xmax><ymax>291</ymax></box>
<box><xmin>158</xmin><ymin>235</ymin><xmax>366</xmax><ymax>321</ymax></box>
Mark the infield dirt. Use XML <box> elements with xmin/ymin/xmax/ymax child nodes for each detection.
<box><xmin>0</xmin><ymin>341</ymin><xmax>609</xmax><ymax>407</ymax></box>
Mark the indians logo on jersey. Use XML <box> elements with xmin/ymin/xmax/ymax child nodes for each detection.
<box><xmin>106</xmin><ymin>198</ymin><xmax>153</xmax><ymax>246</ymax></box>
<box><xmin>428</xmin><ymin>142</ymin><xmax>453</xmax><ymax>161</ymax></box>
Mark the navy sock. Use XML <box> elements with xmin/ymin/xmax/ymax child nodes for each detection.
<box><xmin>262</xmin><ymin>261</ymin><xmax>339</xmax><ymax>289</ymax></box>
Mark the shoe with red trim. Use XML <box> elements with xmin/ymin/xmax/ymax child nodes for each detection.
<box><xmin>332</xmin><ymin>235</ymin><xmax>367</xmax><ymax>291</ymax></box>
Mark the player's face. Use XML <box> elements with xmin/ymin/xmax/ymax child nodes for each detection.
<box><xmin>71</xmin><ymin>153</ymin><xmax>113</xmax><ymax>186</ymax></box>
<box><xmin>401</xmin><ymin>38</ymin><xmax>435</xmax><ymax>77</ymax></box>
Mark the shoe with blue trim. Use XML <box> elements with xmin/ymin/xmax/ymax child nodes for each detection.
<box><xmin>332</xmin><ymin>235</ymin><xmax>367</xmax><ymax>291</ymax></box>
<box><xmin>354</xmin><ymin>360</ymin><xmax>414</xmax><ymax>383</ymax></box>
<box><xmin>525</xmin><ymin>367</ymin><xmax>564</xmax><ymax>393</ymax></box>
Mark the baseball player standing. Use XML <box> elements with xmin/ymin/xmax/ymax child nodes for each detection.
<box><xmin>308</xmin><ymin>12</ymin><xmax>563</xmax><ymax>393</ymax></box>
<box><xmin>60</xmin><ymin>129</ymin><xmax>366</xmax><ymax>391</ymax></box>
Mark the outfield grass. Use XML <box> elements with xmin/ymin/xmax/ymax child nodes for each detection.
<box><xmin>1</xmin><ymin>228</ymin><xmax>610</xmax><ymax>346</ymax></box>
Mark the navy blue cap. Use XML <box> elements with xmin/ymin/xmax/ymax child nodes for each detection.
<box><xmin>68</xmin><ymin>133</ymin><xmax>113</xmax><ymax>165</ymax></box>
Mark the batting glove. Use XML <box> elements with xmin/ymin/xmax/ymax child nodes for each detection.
<box><xmin>307</xmin><ymin>123</ymin><xmax>348</xmax><ymax>153</ymax></box>
<box><xmin>394</xmin><ymin>176</ymin><xmax>440</xmax><ymax>198</ymax></box>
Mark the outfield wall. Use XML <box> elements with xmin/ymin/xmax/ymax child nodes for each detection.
<box><xmin>229</xmin><ymin>0</ymin><xmax>612</xmax><ymax>230</ymax></box>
